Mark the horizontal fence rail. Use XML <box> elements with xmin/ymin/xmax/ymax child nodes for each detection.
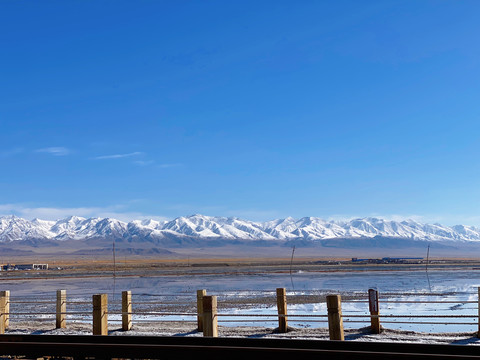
<box><xmin>0</xmin><ymin>288</ymin><xmax>480</xmax><ymax>339</ymax></box>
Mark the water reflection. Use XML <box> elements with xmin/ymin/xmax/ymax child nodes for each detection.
<box><xmin>1</xmin><ymin>269</ymin><xmax>480</xmax><ymax>296</ymax></box>
<box><xmin>2</xmin><ymin>269</ymin><xmax>480</xmax><ymax>333</ymax></box>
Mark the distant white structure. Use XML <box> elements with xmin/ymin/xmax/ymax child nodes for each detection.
<box><xmin>32</xmin><ymin>264</ymin><xmax>48</xmax><ymax>270</ymax></box>
<box><xmin>1</xmin><ymin>264</ymin><xmax>48</xmax><ymax>271</ymax></box>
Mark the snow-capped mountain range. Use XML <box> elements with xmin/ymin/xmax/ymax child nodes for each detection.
<box><xmin>1</xmin><ymin>214</ymin><xmax>480</xmax><ymax>244</ymax></box>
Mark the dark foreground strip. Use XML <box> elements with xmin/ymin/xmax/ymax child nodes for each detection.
<box><xmin>0</xmin><ymin>335</ymin><xmax>480</xmax><ymax>359</ymax></box>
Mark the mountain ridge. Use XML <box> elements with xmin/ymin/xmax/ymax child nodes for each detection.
<box><xmin>1</xmin><ymin>214</ymin><xmax>480</xmax><ymax>244</ymax></box>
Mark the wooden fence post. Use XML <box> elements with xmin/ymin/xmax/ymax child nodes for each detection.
<box><xmin>0</xmin><ymin>292</ymin><xmax>6</xmax><ymax>334</ymax></box>
<box><xmin>276</xmin><ymin>288</ymin><xmax>288</xmax><ymax>333</ymax></box>
<box><xmin>93</xmin><ymin>294</ymin><xmax>108</xmax><ymax>335</ymax></box>
<box><xmin>122</xmin><ymin>291</ymin><xmax>132</xmax><ymax>331</ymax></box>
<box><xmin>369</xmin><ymin>288</ymin><xmax>380</xmax><ymax>334</ymax></box>
<box><xmin>327</xmin><ymin>294</ymin><xmax>344</xmax><ymax>341</ymax></box>
<box><xmin>478</xmin><ymin>287</ymin><xmax>480</xmax><ymax>338</ymax></box>
<box><xmin>56</xmin><ymin>290</ymin><xmax>66</xmax><ymax>329</ymax></box>
<box><xmin>202</xmin><ymin>295</ymin><xmax>218</xmax><ymax>337</ymax></box>
<box><xmin>197</xmin><ymin>289</ymin><xmax>206</xmax><ymax>331</ymax></box>
<box><xmin>0</xmin><ymin>291</ymin><xmax>9</xmax><ymax>330</ymax></box>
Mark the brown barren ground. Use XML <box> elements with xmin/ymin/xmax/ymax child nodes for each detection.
<box><xmin>2</xmin><ymin>253</ymin><xmax>480</xmax><ymax>281</ymax></box>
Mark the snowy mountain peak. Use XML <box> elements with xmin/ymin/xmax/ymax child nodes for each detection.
<box><xmin>0</xmin><ymin>214</ymin><xmax>479</xmax><ymax>243</ymax></box>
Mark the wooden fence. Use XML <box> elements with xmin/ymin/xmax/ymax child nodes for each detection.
<box><xmin>0</xmin><ymin>288</ymin><xmax>479</xmax><ymax>339</ymax></box>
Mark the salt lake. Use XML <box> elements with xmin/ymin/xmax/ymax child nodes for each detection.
<box><xmin>2</xmin><ymin>268</ymin><xmax>480</xmax><ymax>334</ymax></box>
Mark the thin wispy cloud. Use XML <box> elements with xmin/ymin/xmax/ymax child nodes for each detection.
<box><xmin>35</xmin><ymin>147</ymin><xmax>70</xmax><ymax>156</ymax></box>
<box><xmin>224</xmin><ymin>209</ymin><xmax>283</xmax><ymax>222</ymax></box>
<box><xmin>134</xmin><ymin>160</ymin><xmax>155</xmax><ymax>166</ymax></box>
<box><xmin>157</xmin><ymin>163</ymin><xmax>183</xmax><ymax>169</ymax></box>
<box><xmin>324</xmin><ymin>213</ymin><xmax>480</xmax><ymax>227</ymax></box>
<box><xmin>94</xmin><ymin>151</ymin><xmax>144</xmax><ymax>160</ymax></box>
<box><xmin>0</xmin><ymin>203</ymin><xmax>169</xmax><ymax>222</ymax></box>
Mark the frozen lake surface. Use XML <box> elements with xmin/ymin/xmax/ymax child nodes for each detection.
<box><xmin>2</xmin><ymin>268</ymin><xmax>480</xmax><ymax>334</ymax></box>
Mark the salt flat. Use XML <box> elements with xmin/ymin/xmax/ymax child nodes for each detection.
<box><xmin>2</xmin><ymin>259</ymin><xmax>480</xmax><ymax>341</ymax></box>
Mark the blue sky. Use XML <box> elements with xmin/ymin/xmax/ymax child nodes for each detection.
<box><xmin>1</xmin><ymin>0</ymin><xmax>480</xmax><ymax>225</ymax></box>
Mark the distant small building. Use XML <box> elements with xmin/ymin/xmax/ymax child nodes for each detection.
<box><xmin>1</xmin><ymin>263</ymin><xmax>48</xmax><ymax>271</ymax></box>
<box><xmin>352</xmin><ymin>257</ymin><xmax>423</xmax><ymax>264</ymax></box>
<box><xmin>32</xmin><ymin>264</ymin><xmax>48</xmax><ymax>270</ymax></box>
<box><xmin>1</xmin><ymin>264</ymin><xmax>16</xmax><ymax>271</ymax></box>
